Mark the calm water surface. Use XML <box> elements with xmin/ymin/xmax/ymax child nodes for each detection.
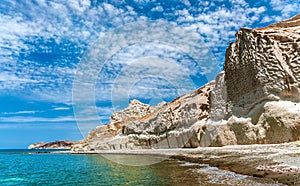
<box><xmin>0</xmin><ymin>150</ymin><xmax>282</xmax><ymax>185</ymax></box>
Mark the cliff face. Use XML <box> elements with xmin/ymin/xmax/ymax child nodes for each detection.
<box><xmin>72</xmin><ymin>14</ymin><xmax>300</xmax><ymax>152</ymax></box>
<box><xmin>204</xmin><ymin>14</ymin><xmax>300</xmax><ymax>146</ymax></box>
<box><xmin>73</xmin><ymin>83</ymin><xmax>213</xmax><ymax>151</ymax></box>
<box><xmin>225</xmin><ymin>14</ymin><xmax>300</xmax><ymax>117</ymax></box>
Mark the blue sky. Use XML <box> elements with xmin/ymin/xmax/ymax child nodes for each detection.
<box><xmin>0</xmin><ymin>0</ymin><xmax>299</xmax><ymax>149</ymax></box>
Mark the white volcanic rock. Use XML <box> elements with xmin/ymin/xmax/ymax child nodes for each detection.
<box><xmin>208</xmin><ymin>100</ymin><xmax>300</xmax><ymax>146</ymax></box>
<box><xmin>200</xmin><ymin>14</ymin><xmax>300</xmax><ymax>146</ymax></box>
<box><xmin>256</xmin><ymin>101</ymin><xmax>300</xmax><ymax>144</ymax></box>
<box><xmin>28</xmin><ymin>142</ymin><xmax>46</xmax><ymax>149</ymax></box>
<box><xmin>209</xmin><ymin>71</ymin><xmax>230</xmax><ymax>121</ymax></box>
<box><xmin>110</xmin><ymin>99</ymin><xmax>152</xmax><ymax>125</ymax></box>
<box><xmin>224</xmin><ymin>14</ymin><xmax>300</xmax><ymax>118</ymax></box>
<box><xmin>73</xmin><ymin>82</ymin><xmax>214</xmax><ymax>151</ymax></box>
<box><xmin>72</xmin><ymin>14</ymin><xmax>300</xmax><ymax>152</ymax></box>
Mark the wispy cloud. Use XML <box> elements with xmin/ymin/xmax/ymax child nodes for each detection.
<box><xmin>2</xmin><ymin>110</ymin><xmax>41</xmax><ymax>115</ymax></box>
<box><xmin>51</xmin><ymin>107</ymin><xmax>70</xmax><ymax>111</ymax></box>
<box><xmin>0</xmin><ymin>123</ymin><xmax>79</xmax><ymax>130</ymax></box>
<box><xmin>270</xmin><ymin>0</ymin><xmax>300</xmax><ymax>17</ymax></box>
<box><xmin>0</xmin><ymin>72</ymin><xmax>41</xmax><ymax>90</ymax></box>
<box><xmin>0</xmin><ymin>114</ymin><xmax>110</xmax><ymax>123</ymax></box>
<box><xmin>0</xmin><ymin>0</ymin><xmax>142</xmax><ymax>104</ymax></box>
<box><xmin>0</xmin><ymin>116</ymin><xmax>75</xmax><ymax>123</ymax></box>
<box><xmin>261</xmin><ymin>0</ymin><xmax>300</xmax><ymax>23</ymax></box>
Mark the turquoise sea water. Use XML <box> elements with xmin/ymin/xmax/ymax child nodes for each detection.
<box><xmin>0</xmin><ymin>150</ymin><xmax>282</xmax><ymax>186</ymax></box>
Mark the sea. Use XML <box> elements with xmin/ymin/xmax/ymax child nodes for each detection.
<box><xmin>0</xmin><ymin>149</ymin><xmax>283</xmax><ymax>186</ymax></box>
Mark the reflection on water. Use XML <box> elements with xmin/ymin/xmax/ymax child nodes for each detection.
<box><xmin>89</xmin><ymin>154</ymin><xmax>283</xmax><ymax>186</ymax></box>
<box><xmin>100</xmin><ymin>154</ymin><xmax>166</xmax><ymax>166</ymax></box>
<box><xmin>88</xmin><ymin>154</ymin><xmax>201</xmax><ymax>185</ymax></box>
<box><xmin>0</xmin><ymin>150</ymin><xmax>283</xmax><ymax>185</ymax></box>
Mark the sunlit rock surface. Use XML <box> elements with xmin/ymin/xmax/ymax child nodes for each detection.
<box><xmin>225</xmin><ymin>14</ymin><xmax>300</xmax><ymax>117</ymax></box>
<box><xmin>72</xmin><ymin>83</ymin><xmax>213</xmax><ymax>151</ymax></box>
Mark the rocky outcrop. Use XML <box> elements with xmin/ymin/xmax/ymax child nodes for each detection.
<box><xmin>28</xmin><ymin>142</ymin><xmax>46</xmax><ymax>149</ymax></box>
<box><xmin>72</xmin><ymin>83</ymin><xmax>213</xmax><ymax>151</ymax></box>
<box><xmin>72</xmin><ymin>14</ymin><xmax>300</xmax><ymax>152</ymax></box>
<box><xmin>28</xmin><ymin>140</ymin><xmax>75</xmax><ymax>149</ymax></box>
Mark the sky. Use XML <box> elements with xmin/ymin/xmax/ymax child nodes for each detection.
<box><xmin>0</xmin><ymin>0</ymin><xmax>299</xmax><ymax>149</ymax></box>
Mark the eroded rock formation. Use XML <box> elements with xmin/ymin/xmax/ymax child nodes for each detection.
<box><xmin>72</xmin><ymin>83</ymin><xmax>213</xmax><ymax>151</ymax></box>
<box><xmin>225</xmin><ymin>14</ymin><xmax>300</xmax><ymax>117</ymax></box>
<box><xmin>72</xmin><ymin>14</ymin><xmax>300</xmax><ymax>152</ymax></box>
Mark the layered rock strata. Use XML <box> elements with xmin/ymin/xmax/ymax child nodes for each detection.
<box><xmin>72</xmin><ymin>14</ymin><xmax>300</xmax><ymax>151</ymax></box>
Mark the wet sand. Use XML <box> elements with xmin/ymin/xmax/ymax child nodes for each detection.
<box><xmin>70</xmin><ymin>142</ymin><xmax>300</xmax><ymax>185</ymax></box>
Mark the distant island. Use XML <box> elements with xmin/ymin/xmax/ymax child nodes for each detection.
<box><xmin>28</xmin><ymin>140</ymin><xmax>75</xmax><ymax>150</ymax></box>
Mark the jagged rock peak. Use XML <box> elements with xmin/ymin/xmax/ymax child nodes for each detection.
<box><xmin>110</xmin><ymin>99</ymin><xmax>152</xmax><ymax>125</ymax></box>
<box><xmin>129</xmin><ymin>99</ymin><xmax>145</xmax><ymax>106</ymax></box>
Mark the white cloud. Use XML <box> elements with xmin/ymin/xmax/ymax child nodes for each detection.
<box><xmin>0</xmin><ymin>72</ymin><xmax>41</xmax><ymax>90</ymax></box>
<box><xmin>2</xmin><ymin>110</ymin><xmax>41</xmax><ymax>115</ymax></box>
<box><xmin>132</xmin><ymin>0</ymin><xmax>151</xmax><ymax>4</ymax></box>
<box><xmin>0</xmin><ymin>72</ymin><xmax>36</xmax><ymax>82</ymax></box>
<box><xmin>173</xmin><ymin>1</ymin><xmax>268</xmax><ymax>66</ymax></box>
<box><xmin>151</xmin><ymin>5</ymin><xmax>164</xmax><ymax>12</ymax></box>
<box><xmin>76</xmin><ymin>22</ymin><xmax>218</xmax><ymax>106</ymax></box>
<box><xmin>182</xmin><ymin>0</ymin><xmax>191</xmax><ymax>7</ymax></box>
<box><xmin>67</xmin><ymin>0</ymin><xmax>91</xmax><ymax>12</ymax></box>
<box><xmin>268</xmin><ymin>0</ymin><xmax>300</xmax><ymax>22</ymax></box>
<box><xmin>52</xmin><ymin>107</ymin><xmax>70</xmax><ymax>111</ymax></box>
<box><xmin>110</xmin><ymin>56</ymin><xmax>195</xmax><ymax>100</ymax></box>
<box><xmin>0</xmin><ymin>1</ymin><xmax>143</xmax><ymax>104</ymax></box>
<box><xmin>97</xmin><ymin>106</ymin><xmax>114</xmax><ymax>116</ymax></box>
<box><xmin>229</xmin><ymin>0</ymin><xmax>247</xmax><ymax>6</ymax></box>
<box><xmin>0</xmin><ymin>116</ymin><xmax>75</xmax><ymax>123</ymax></box>
<box><xmin>0</xmin><ymin>123</ymin><xmax>79</xmax><ymax>130</ymax></box>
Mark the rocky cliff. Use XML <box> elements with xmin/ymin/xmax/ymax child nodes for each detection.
<box><xmin>210</xmin><ymin>13</ymin><xmax>300</xmax><ymax>145</ymax></box>
<box><xmin>72</xmin><ymin>14</ymin><xmax>300</xmax><ymax>152</ymax></box>
<box><xmin>225</xmin><ymin>14</ymin><xmax>300</xmax><ymax>117</ymax></box>
<box><xmin>73</xmin><ymin>83</ymin><xmax>213</xmax><ymax>151</ymax></box>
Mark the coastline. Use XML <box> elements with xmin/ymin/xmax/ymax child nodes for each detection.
<box><xmin>28</xmin><ymin>15</ymin><xmax>300</xmax><ymax>185</ymax></box>
<box><xmin>68</xmin><ymin>142</ymin><xmax>300</xmax><ymax>185</ymax></box>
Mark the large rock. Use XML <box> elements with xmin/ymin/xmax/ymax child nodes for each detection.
<box><xmin>72</xmin><ymin>14</ymin><xmax>300</xmax><ymax>152</ymax></box>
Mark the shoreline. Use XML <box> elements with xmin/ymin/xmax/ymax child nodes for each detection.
<box><xmin>66</xmin><ymin>142</ymin><xmax>300</xmax><ymax>185</ymax></box>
